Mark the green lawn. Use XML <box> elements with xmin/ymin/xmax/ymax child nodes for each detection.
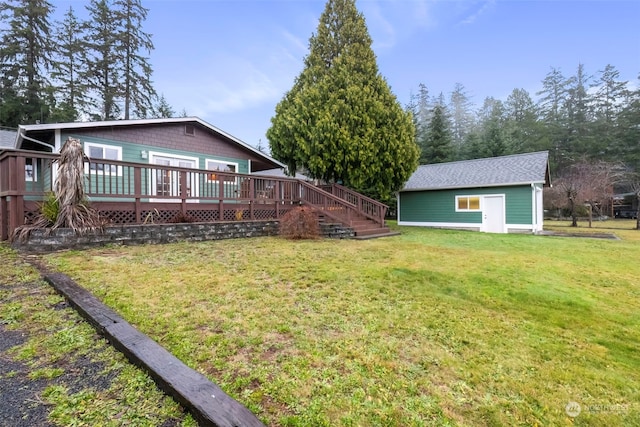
<box><xmin>0</xmin><ymin>244</ymin><xmax>194</xmax><ymax>426</ymax></box>
<box><xmin>43</xmin><ymin>221</ymin><xmax>640</xmax><ymax>426</ymax></box>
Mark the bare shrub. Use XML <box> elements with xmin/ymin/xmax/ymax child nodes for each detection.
<box><xmin>168</xmin><ymin>212</ymin><xmax>197</xmax><ymax>223</ymax></box>
<box><xmin>279</xmin><ymin>206</ymin><xmax>320</xmax><ymax>239</ymax></box>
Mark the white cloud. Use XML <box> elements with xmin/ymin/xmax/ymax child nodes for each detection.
<box><xmin>458</xmin><ymin>0</ymin><xmax>496</xmax><ymax>25</ymax></box>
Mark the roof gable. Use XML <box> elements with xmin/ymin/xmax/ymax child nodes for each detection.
<box><xmin>402</xmin><ymin>151</ymin><xmax>550</xmax><ymax>191</ymax></box>
<box><xmin>17</xmin><ymin>117</ymin><xmax>284</xmax><ymax>169</ymax></box>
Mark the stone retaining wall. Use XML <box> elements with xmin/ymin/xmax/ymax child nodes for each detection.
<box><xmin>12</xmin><ymin>220</ymin><xmax>354</xmax><ymax>253</ymax></box>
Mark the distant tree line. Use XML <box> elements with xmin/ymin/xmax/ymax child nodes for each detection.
<box><xmin>0</xmin><ymin>0</ymin><xmax>176</xmax><ymax>127</ymax></box>
<box><xmin>409</xmin><ymin>64</ymin><xmax>640</xmax><ymax>176</ymax></box>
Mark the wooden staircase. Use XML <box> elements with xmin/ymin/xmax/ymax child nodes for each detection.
<box><xmin>300</xmin><ymin>182</ymin><xmax>399</xmax><ymax>239</ymax></box>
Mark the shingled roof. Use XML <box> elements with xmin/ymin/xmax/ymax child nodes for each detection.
<box><xmin>0</xmin><ymin>128</ymin><xmax>17</xmax><ymax>149</ymax></box>
<box><xmin>402</xmin><ymin>151</ymin><xmax>550</xmax><ymax>191</ymax></box>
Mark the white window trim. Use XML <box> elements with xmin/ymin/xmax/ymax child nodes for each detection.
<box><xmin>455</xmin><ymin>195</ymin><xmax>482</xmax><ymax>212</ymax></box>
<box><xmin>205</xmin><ymin>158</ymin><xmax>239</xmax><ymax>183</ymax></box>
<box><xmin>25</xmin><ymin>158</ymin><xmax>38</xmax><ymax>182</ymax></box>
<box><xmin>84</xmin><ymin>142</ymin><xmax>123</xmax><ymax>176</ymax></box>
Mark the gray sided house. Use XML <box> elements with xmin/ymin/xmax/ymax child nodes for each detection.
<box><xmin>398</xmin><ymin>151</ymin><xmax>550</xmax><ymax>233</ymax></box>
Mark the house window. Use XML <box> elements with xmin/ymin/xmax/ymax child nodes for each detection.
<box><xmin>206</xmin><ymin>159</ymin><xmax>238</xmax><ymax>182</ymax></box>
<box><xmin>456</xmin><ymin>195</ymin><xmax>481</xmax><ymax>212</ymax></box>
<box><xmin>185</xmin><ymin>125</ymin><xmax>195</xmax><ymax>136</ymax></box>
<box><xmin>25</xmin><ymin>158</ymin><xmax>37</xmax><ymax>182</ymax></box>
<box><xmin>84</xmin><ymin>142</ymin><xmax>122</xmax><ymax>175</ymax></box>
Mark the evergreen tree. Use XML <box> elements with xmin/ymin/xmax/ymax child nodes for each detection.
<box><xmin>83</xmin><ymin>0</ymin><xmax>122</xmax><ymax>120</ymax></box>
<box><xmin>591</xmin><ymin>64</ymin><xmax>627</xmax><ymax>158</ymax></box>
<box><xmin>112</xmin><ymin>0</ymin><xmax>155</xmax><ymax>119</ymax></box>
<box><xmin>448</xmin><ymin>83</ymin><xmax>475</xmax><ymax>159</ymax></box>
<box><xmin>504</xmin><ymin>88</ymin><xmax>542</xmax><ymax>153</ymax></box>
<box><xmin>537</xmin><ymin>67</ymin><xmax>569</xmax><ymax>170</ymax></box>
<box><xmin>564</xmin><ymin>63</ymin><xmax>592</xmax><ymax>156</ymax></box>
<box><xmin>50</xmin><ymin>6</ymin><xmax>88</xmax><ymax>121</ymax></box>
<box><xmin>0</xmin><ymin>0</ymin><xmax>55</xmax><ymax>126</ymax></box>
<box><xmin>477</xmin><ymin>97</ymin><xmax>508</xmax><ymax>157</ymax></box>
<box><xmin>616</xmin><ymin>74</ymin><xmax>640</xmax><ymax>171</ymax></box>
<box><xmin>152</xmin><ymin>93</ymin><xmax>175</xmax><ymax>118</ymax></box>
<box><xmin>267</xmin><ymin>0</ymin><xmax>418</xmax><ymax>201</ymax></box>
<box><xmin>421</xmin><ymin>103</ymin><xmax>453</xmax><ymax>164</ymax></box>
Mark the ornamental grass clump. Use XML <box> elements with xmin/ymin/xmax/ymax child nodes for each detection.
<box><xmin>12</xmin><ymin>137</ymin><xmax>105</xmax><ymax>242</ymax></box>
<box><xmin>279</xmin><ymin>206</ymin><xmax>320</xmax><ymax>239</ymax></box>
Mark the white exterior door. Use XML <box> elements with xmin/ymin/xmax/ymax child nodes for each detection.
<box><xmin>149</xmin><ymin>154</ymin><xmax>198</xmax><ymax>200</ymax></box>
<box><xmin>483</xmin><ymin>195</ymin><xmax>505</xmax><ymax>233</ymax></box>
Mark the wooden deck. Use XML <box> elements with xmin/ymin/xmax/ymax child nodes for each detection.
<box><xmin>0</xmin><ymin>150</ymin><xmax>389</xmax><ymax>240</ymax></box>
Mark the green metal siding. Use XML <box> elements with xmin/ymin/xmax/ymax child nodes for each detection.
<box><xmin>399</xmin><ymin>185</ymin><xmax>533</xmax><ymax>224</ymax></box>
<box><xmin>399</xmin><ymin>189</ymin><xmax>482</xmax><ymax>223</ymax></box>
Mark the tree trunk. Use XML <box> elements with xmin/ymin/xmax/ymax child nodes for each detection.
<box><xmin>588</xmin><ymin>203</ymin><xmax>592</xmax><ymax>228</ymax></box>
<box><xmin>570</xmin><ymin>198</ymin><xmax>577</xmax><ymax>227</ymax></box>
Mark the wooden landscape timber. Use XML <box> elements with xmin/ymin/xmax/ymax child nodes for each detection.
<box><xmin>44</xmin><ymin>272</ymin><xmax>265</xmax><ymax>427</ymax></box>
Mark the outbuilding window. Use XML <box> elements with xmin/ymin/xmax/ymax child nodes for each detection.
<box><xmin>456</xmin><ymin>195</ymin><xmax>481</xmax><ymax>212</ymax></box>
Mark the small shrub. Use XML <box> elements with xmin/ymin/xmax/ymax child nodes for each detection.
<box><xmin>279</xmin><ymin>206</ymin><xmax>320</xmax><ymax>239</ymax></box>
<box><xmin>40</xmin><ymin>192</ymin><xmax>59</xmax><ymax>225</ymax></box>
<box><xmin>168</xmin><ymin>212</ymin><xmax>197</xmax><ymax>223</ymax></box>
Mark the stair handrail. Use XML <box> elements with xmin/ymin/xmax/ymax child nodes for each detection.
<box><xmin>316</xmin><ymin>183</ymin><xmax>387</xmax><ymax>226</ymax></box>
<box><xmin>298</xmin><ymin>181</ymin><xmax>363</xmax><ymax>226</ymax></box>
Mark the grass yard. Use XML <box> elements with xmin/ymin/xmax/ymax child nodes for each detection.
<box><xmin>0</xmin><ymin>244</ymin><xmax>194</xmax><ymax>426</ymax></box>
<box><xmin>43</xmin><ymin>220</ymin><xmax>640</xmax><ymax>426</ymax></box>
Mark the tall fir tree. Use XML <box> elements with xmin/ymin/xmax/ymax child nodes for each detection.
<box><xmin>83</xmin><ymin>0</ymin><xmax>122</xmax><ymax>120</ymax></box>
<box><xmin>112</xmin><ymin>0</ymin><xmax>155</xmax><ymax>119</ymax></box>
<box><xmin>50</xmin><ymin>6</ymin><xmax>87</xmax><ymax>122</ymax></box>
<box><xmin>564</xmin><ymin>63</ymin><xmax>592</xmax><ymax>157</ymax></box>
<box><xmin>0</xmin><ymin>0</ymin><xmax>54</xmax><ymax>126</ymax></box>
<box><xmin>478</xmin><ymin>97</ymin><xmax>509</xmax><ymax>158</ymax></box>
<box><xmin>591</xmin><ymin>64</ymin><xmax>627</xmax><ymax>159</ymax></box>
<box><xmin>267</xmin><ymin>0</ymin><xmax>418</xmax><ymax>201</ymax></box>
<box><xmin>616</xmin><ymin>74</ymin><xmax>640</xmax><ymax>171</ymax></box>
<box><xmin>152</xmin><ymin>93</ymin><xmax>175</xmax><ymax>118</ymax></box>
<box><xmin>421</xmin><ymin>103</ymin><xmax>453</xmax><ymax>164</ymax></box>
<box><xmin>504</xmin><ymin>88</ymin><xmax>542</xmax><ymax>153</ymax></box>
<box><xmin>537</xmin><ymin>67</ymin><xmax>569</xmax><ymax>170</ymax></box>
<box><xmin>448</xmin><ymin>83</ymin><xmax>474</xmax><ymax>159</ymax></box>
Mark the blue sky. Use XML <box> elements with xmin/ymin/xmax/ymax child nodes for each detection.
<box><xmin>55</xmin><ymin>0</ymin><xmax>639</xmax><ymax>150</ymax></box>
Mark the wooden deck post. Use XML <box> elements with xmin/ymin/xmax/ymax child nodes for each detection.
<box><xmin>134</xmin><ymin>167</ymin><xmax>142</xmax><ymax>223</ymax></box>
<box><xmin>180</xmin><ymin>170</ymin><xmax>188</xmax><ymax>215</ymax></box>
<box><xmin>8</xmin><ymin>156</ymin><xmax>26</xmax><ymax>236</ymax></box>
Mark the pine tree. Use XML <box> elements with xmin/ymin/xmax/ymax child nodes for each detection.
<box><xmin>0</xmin><ymin>0</ymin><xmax>54</xmax><ymax>126</ymax></box>
<box><xmin>537</xmin><ymin>67</ymin><xmax>569</xmax><ymax>170</ymax></box>
<box><xmin>50</xmin><ymin>6</ymin><xmax>88</xmax><ymax>121</ymax></box>
<box><xmin>477</xmin><ymin>97</ymin><xmax>508</xmax><ymax>158</ymax></box>
<box><xmin>267</xmin><ymin>0</ymin><xmax>418</xmax><ymax>201</ymax></box>
<box><xmin>83</xmin><ymin>0</ymin><xmax>122</xmax><ymax>120</ymax></box>
<box><xmin>564</xmin><ymin>63</ymin><xmax>592</xmax><ymax>157</ymax></box>
<box><xmin>152</xmin><ymin>93</ymin><xmax>175</xmax><ymax>118</ymax></box>
<box><xmin>504</xmin><ymin>88</ymin><xmax>542</xmax><ymax>153</ymax></box>
<box><xmin>112</xmin><ymin>0</ymin><xmax>155</xmax><ymax>119</ymax></box>
<box><xmin>448</xmin><ymin>83</ymin><xmax>475</xmax><ymax>158</ymax></box>
<box><xmin>422</xmin><ymin>103</ymin><xmax>453</xmax><ymax>164</ymax></box>
<box><xmin>591</xmin><ymin>64</ymin><xmax>628</xmax><ymax>159</ymax></box>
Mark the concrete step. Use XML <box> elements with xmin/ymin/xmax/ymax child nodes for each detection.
<box><xmin>355</xmin><ymin>227</ymin><xmax>392</xmax><ymax>236</ymax></box>
<box><xmin>353</xmin><ymin>231</ymin><xmax>401</xmax><ymax>240</ymax></box>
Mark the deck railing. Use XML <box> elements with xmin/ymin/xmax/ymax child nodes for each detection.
<box><xmin>0</xmin><ymin>150</ymin><xmax>387</xmax><ymax>240</ymax></box>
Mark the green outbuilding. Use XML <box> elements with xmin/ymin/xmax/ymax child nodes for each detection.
<box><xmin>398</xmin><ymin>151</ymin><xmax>550</xmax><ymax>233</ymax></box>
